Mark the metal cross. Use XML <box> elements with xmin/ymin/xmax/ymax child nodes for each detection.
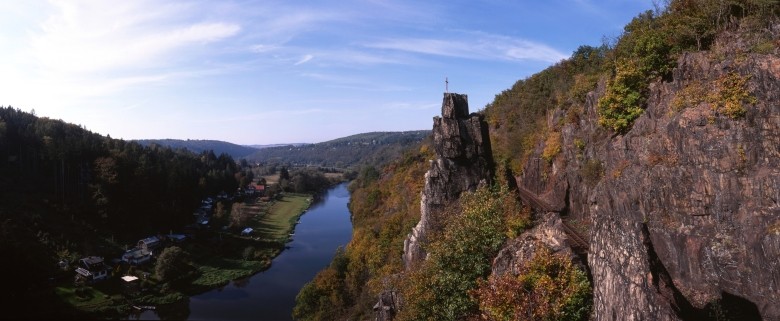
<box><xmin>445</xmin><ymin>77</ymin><xmax>449</xmax><ymax>93</ymax></box>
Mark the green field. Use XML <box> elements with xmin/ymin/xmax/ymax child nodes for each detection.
<box><xmin>259</xmin><ymin>194</ymin><xmax>311</xmax><ymax>239</ymax></box>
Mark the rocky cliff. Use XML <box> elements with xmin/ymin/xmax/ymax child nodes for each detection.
<box><xmin>402</xmin><ymin>93</ymin><xmax>494</xmax><ymax>269</ymax></box>
<box><xmin>510</xmin><ymin>41</ymin><xmax>780</xmax><ymax>320</ymax></box>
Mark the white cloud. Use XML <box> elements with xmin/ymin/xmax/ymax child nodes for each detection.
<box><xmin>366</xmin><ymin>33</ymin><xmax>568</xmax><ymax>63</ymax></box>
<box><xmin>250</xmin><ymin>44</ymin><xmax>280</xmax><ymax>53</ymax></box>
<box><xmin>294</xmin><ymin>54</ymin><xmax>314</xmax><ymax>65</ymax></box>
<box><xmin>30</xmin><ymin>1</ymin><xmax>240</xmax><ymax>74</ymax></box>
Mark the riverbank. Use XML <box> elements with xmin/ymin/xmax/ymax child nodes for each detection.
<box><xmin>168</xmin><ymin>182</ymin><xmax>354</xmax><ymax>321</ymax></box>
<box><xmin>184</xmin><ymin>194</ymin><xmax>312</xmax><ymax>292</ymax></box>
<box><xmin>53</xmin><ymin>193</ymin><xmax>312</xmax><ymax>318</ymax></box>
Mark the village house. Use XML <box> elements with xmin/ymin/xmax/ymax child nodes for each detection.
<box><xmin>138</xmin><ymin>236</ymin><xmax>161</xmax><ymax>252</ymax></box>
<box><xmin>166</xmin><ymin>234</ymin><xmax>187</xmax><ymax>243</ymax></box>
<box><xmin>255</xmin><ymin>184</ymin><xmax>265</xmax><ymax>196</ymax></box>
<box><xmin>121</xmin><ymin>247</ymin><xmax>152</xmax><ymax>265</ymax></box>
<box><xmin>75</xmin><ymin>256</ymin><xmax>110</xmax><ymax>283</ymax></box>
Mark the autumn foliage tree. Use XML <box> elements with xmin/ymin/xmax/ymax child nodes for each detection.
<box><xmin>471</xmin><ymin>246</ymin><xmax>591</xmax><ymax>321</ymax></box>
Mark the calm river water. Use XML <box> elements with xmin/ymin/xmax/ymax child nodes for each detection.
<box><xmin>133</xmin><ymin>183</ymin><xmax>353</xmax><ymax>320</ymax></box>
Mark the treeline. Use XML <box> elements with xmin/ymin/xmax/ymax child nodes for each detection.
<box><xmin>279</xmin><ymin>167</ymin><xmax>343</xmax><ymax>194</ymax></box>
<box><xmin>246</xmin><ymin>131</ymin><xmax>431</xmax><ymax>169</ymax></box>
<box><xmin>0</xmin><ymin>107</ymin><xmax>249</xmax><ymax>314</ymax></box>
<box><xmin>486</xmin><ymin>0</ymin><xmax>780</xmax><ymax>172</ymax></box>
<box><xmin>135</xmin><ymin>139</ymin><xmax>259</xmax><ymax>159</ymax></box>
<box><xmin>0</xmin><ymin>107</ymin><xmax>243</xmax><ymax>234</ymax></box>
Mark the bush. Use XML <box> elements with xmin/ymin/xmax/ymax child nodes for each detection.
<box><xmin>710</xmin><ymin>72</ymin><xmax>755</xmax><ymax>119</ymax></box>
<box><xmin>542</xmin><ymin>132</ymin><xmax>562</xmax><ymax>163</ymax></box>
<box><xmin>581</xmin><ymin>159</ymin><xmax>604</xmax><ymax>186</ymax></box>
<box><xmin>472</xmin><ymin>247</ymin><xmax>591</xmax><ymax>321</ymax></box>
<box><xmin>597</xmin><ymin>58</ymin><xmax>648</xmax><ymax>132</ymax></box>
<box><xmin>671</xmin><ymin>81</ymin><xmax>707</xmax><ymax>112</ymax></box>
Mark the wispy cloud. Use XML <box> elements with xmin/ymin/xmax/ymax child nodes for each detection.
<box><xmin>0</xmin><ymin>0</ymin><xmax>248</xmax><ymax>118</ymax></box>
<box><xmin>366</xmin><ymin>32</ymin><xmax>568</xmax><ymax>63</ymax></box>
<box><xmin>31</xmin><ymin>1</ymin><xmax>240</xmax><ymax>74</ymax></box>
<box><xmin>300</xmin><ymin>72</ymin><xmax>412</xmax><ymax>92</ymax></box>
<box><xmin>294</xmin><ymin>54</ymin><xmax>314</xmax><ymax>65</ymax></box>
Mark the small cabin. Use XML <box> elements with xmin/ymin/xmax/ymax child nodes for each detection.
<box><xmin>75</xmin><ymin>256</ymin><xmax>109</xmax><ymax>283</ymax></box>
<box><xmin>138</xmin><ymin>236</ymin><xmax>161</xmax><ymax>251</ymax></box>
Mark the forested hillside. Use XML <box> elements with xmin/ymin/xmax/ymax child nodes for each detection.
<box><xmin>0</xmin><ymin>107</ymin><xmax>249</xmax><ymax>318</ymax></box>
<box><xmin>135</xmin><ymin>139</ymin><xmax>259</xmax><ymax>159</ymax></box>
<box><xmin>246</xmin><ymin>131</ymin><xmax>430</xmax><ymax>169</ymax></box>
<box><xmin>293</xmin><ymin>144</ymin><xmax>432</xmax><ymax>320</ymax></box>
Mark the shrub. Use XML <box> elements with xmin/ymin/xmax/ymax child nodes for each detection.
<box><xmin>581</xmin><ymin>159</ymin><xmax>604</xmax><ymax>186</ymax></box>
<box><xmin>569</xmin><ymin>73</ymin><xmax>600</xmax><ymax>104</ymax></box>
<box><xmin>597</xmin><ymin>59</ymin><xmax>648</xmax><ymax>132</ymax></box>
<box><xmin>472</xmin><ymin>246</ymin><xmax>591</xmax><ymax>321</ymax></box>
<box><xmin>710</xmin><ymin>72</ymin><xmax>755</xmax><ymax>119</ymax></box>
<box><xmin>671</xmin><ymin>81</ymin><xmax>707</xmax><ymax>112</ymax></box>
<box><xmin>397</xmin><ymin>185</ymin><xmax>526</xmax><ymax>321</ymax></box>
<box><xmin>573</xmin><ymin>138</ymin><xmax>586</xmax><ymax>151</ymax></box>
<box><xmin>542</xmin><ymin>132</ymin><xmax>562</xmax><ymax>163</ymax></box>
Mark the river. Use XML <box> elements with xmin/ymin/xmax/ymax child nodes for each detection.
<box><xmin>134</xmin><ymin>183</ymin><xmax>353</xmax><ymax>320</ymax></box>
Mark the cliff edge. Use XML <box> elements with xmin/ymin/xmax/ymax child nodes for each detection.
<box><xmin>515</xmin><ymin>41</ymin><xmax>780</xmax><ymax>320</ymax></box>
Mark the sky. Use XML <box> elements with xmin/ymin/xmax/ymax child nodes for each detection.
<box><xmin>0</xmin><ymin>0</ymin><xmax>656</xmax><ymax>145</ymax></box>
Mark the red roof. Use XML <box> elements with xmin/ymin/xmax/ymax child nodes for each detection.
<box><xmin>255</xmin><ymin>184</ymin><xmax>265</xmax><ymax>191</ymax></box>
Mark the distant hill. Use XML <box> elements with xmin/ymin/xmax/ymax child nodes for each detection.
<box><xmin>135</xmin><ymin>139</ymin><xmax>259</xmax><ymax>159</ymax></box>
<box><xmin>247</xmin><ymin>143</ymin><xmax>307</xmax><ymax>149</ymax></box>
<box><xmin>245</xmin><ymin>130</ymin><xmax>431</xmax><ymax>168</ymax></box>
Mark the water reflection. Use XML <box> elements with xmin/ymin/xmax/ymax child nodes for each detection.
<box><xmin>135</xmin><ymin>183</ymin><xmax>352</xmax><ymax>320</ymax></box>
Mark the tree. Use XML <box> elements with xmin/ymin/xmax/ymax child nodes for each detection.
<box><xmin>279</xmin><ymin>167</ymin><xmax>290</xmax><ymax>181</ymax></box>
<box><xmin>155</xmin><ymin>246</ymin><xmax>188</xmax><ymax>281</ymax></box>
<box><xmin>230</xmin><ymin>202</ymin><xmax>247</xmax><ymax>227</ymax></box>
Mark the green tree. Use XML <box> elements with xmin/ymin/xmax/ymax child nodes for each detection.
<box><xmin>155</xmin><ymin>246</ymin><xmax>189</xmax><ymax>281</ymax></box>
<box><xmin>398</xmin><ymin>185</ymin><xmax>520</xmax><ymax>321</ymax></box>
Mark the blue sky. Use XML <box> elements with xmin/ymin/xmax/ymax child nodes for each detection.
<box><xmin>0</xmin><ymin>0</ymin><xmax>655</xmax><ymax>145</ymax></box>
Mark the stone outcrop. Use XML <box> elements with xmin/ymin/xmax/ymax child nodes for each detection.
<box><xmin>491</xmin><ymin>212</ymin><xmax>580</xmax><ymax>277</ymax></box>
<box><xmin>513</xmin><ymin>46</ymin><xmax>780</xmax><ymax>319</ymax></box>
<box><xmin>373</xmin><ymin>291</ymin><xmax>399</xmax><ymax>321</ymax></box>
<box><xmin>402</xmin><ymin>93</ymin><xmax>494</xmax><ymax>269</ymax></box>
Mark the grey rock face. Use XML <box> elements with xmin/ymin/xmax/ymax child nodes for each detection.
<box><xmin>590</xmin><ymin>52</ymin><xmax>779</xmax><ymax>321</ymax></box>
<box><xmin>403</xmin><ymin>93</ymin><xmax>494</xmax><ymax>269</ymax></box>
<box><xmin>519</xmin><ymin>50</ymin><xmax>780</xmax><ymax>320</ymax></box>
